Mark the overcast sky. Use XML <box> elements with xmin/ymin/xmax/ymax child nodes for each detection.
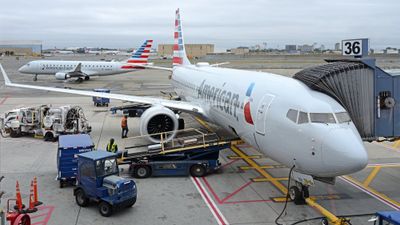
<box><xmin>0</xmin><ymin>0</ymin><xmax>399</xmax><ymax>51</ymax></box>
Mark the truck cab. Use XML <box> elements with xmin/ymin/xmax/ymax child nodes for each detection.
<box><xmin>74</xmin><ymin>151</ymin><xmax>137</xmax><ymax>217</ymax></box>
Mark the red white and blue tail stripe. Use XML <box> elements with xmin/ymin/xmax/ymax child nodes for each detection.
<box><xmin>127</xmin><ymin>40</ymin><xmax>153</xmax><ymax>64</ymax></box>
<box><xmin>173</xmin><ymin>9</ymin><xmax>191</xmax><ymax>66</ymax></box>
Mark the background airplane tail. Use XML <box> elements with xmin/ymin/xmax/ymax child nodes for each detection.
<box><xmin>173</xmin><ymin>9</ymin><xmax>191</xmax><ymax>67</ymax></box>
<box><xmin>127</xmin><ymin>40</ymin><xmax>153</xmax><ymax>64</ymax></box>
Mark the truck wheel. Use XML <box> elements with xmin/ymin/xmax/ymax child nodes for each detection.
<box><xmin>99</xmin><ymin>201</ymin><xmax>113</xmax><ymax>217</ymax></box>
<box><xmin>190</xmin><ymin>164</ymin><xmax>206</xmax><ymax>177</ymax></box>
<box><xmin>10</xmin><ymin>128</ymin><xmax>21</xmax><ymax>138</ymax></box>
<box><xmin>134</xmin><ymin>165</ymin><xmax>151</xmax><ymax>178</ymax></box>
<box><xmin>44</xmin><ymin>132</ymin><xmax>54</xmax><ymax>142</ymax></box>
<box><xmin>75</xmin><ymin>189</ymin><xmax>89</xmax><ymax>207</ymax></box>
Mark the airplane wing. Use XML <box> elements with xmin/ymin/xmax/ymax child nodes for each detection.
<box><xmin>128</xmin><ymin>63</ymin><xmax>173</xmax><ymax>71</ymax></box>
<box><xmin>0</xmin><ymin>64</ymin><xmax>204</xmax><ymax>115</ymax></box>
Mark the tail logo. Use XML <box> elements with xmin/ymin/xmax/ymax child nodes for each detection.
<box><xmin>127</xmin><ymin>40</ymin><xmax>153</xmax><ymax>64</ymax></box>
<box><xmin>173</xmin><ymin>8</ymin><xmax>185</xmax><ymax>65</ymax></box>
<box><xmin>244</xmin><ymin>83</ymin><xmax>255</xmax><ymax>125</ymax></box>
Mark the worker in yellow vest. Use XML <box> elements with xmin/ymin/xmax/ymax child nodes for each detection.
<box><xmin>106</xmin><ymin>138</ymin><xmax>118</xmax><ymax>153</ymax></box>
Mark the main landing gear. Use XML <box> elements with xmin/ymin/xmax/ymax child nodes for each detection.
<box><xmin>84</xmin><ymin>76</ymin><xmax>90</xmax><ymax>81</ymax></box>
<box><xmin>76</xmin><ymin>78</ymin><xmax>83</xmax><ymax>83</ymax></box>
<box><xmin>33</xmin><ymin>74</ymin><xmax>38</xmax><ymax>81</ymax></box>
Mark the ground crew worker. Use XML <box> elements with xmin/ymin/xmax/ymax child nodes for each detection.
<box><xmin>121</xmin><ymin>115</ymin><xmax>128</xmax><ymax>138</ymax></box>
<box><xmin>106</xmin><ymin>138</ymin><xmax>118</xmax><ymax>153</ymax></box>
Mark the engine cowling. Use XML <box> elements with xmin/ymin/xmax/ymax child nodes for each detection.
<box><xmin>55</xmin><ymin>72</ymin><xmax>70</xmax><ymax>80</ymax></box>
<box><xmin>139</xmin><ymin>105</ymin><xmax>179</xmax><ymax>143</ymax></box>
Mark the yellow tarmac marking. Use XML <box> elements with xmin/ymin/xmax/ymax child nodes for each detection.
<box><xmin>230</xmin><ymin>144</ymin><xmax>288</xmax><ymax>194</ymax></box>
<box><xmin>240</xmin><ymin>165</ymin><xmax>286</xmax><ymax>170</ymax></box>
<box><xmin>393</xmin><ymin>140</ymin><xmax>400</xmax><ymax>148</ymax></box>
<box><xmin>228</xmin><ymin>155</ymin><xmax>262</xmax><ymax>159</ymax></box>
<box><xmin>252</xmin><ymin>177</ymin><xmax>288</xmax><ymax>182</ymax></box>
<box><xmin>273</xmin><ymin>195</ymin><xmax>341</xmax><ymax>202</ymax></box>
<box><xmin>363</xmin><ymin>166</ymin><xmax>381</xmax><ymax>187</ymax></box>
<box><xmin>343</xmin><ymin>175</ymin><xmax>400</xmax><ymax>209</ymax></box>
<box><xmin>231</xmin><ymin>143</ymin><xmax>344</xmax><ymax>224</ymax></box>
<box><xmin>194</xmin><ymin>117</ymin><xmax>214</xmax><ymax>132</ymax></box>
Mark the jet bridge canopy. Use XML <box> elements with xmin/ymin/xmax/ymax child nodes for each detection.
<box><xmin>294</xmin><ymin>58</ymin><xmax>400</xmax><ymax>141</ymax></box>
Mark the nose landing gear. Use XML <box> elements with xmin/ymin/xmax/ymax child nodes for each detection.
<box><xmin>33</xmin><ymin>74</ymin><xmax>38</xmax><ymax>81</ymax></box>
<box><xmin>289</xmin><ymin>183</ymin><xmax>309</xmax><ymax>205</ymax></box>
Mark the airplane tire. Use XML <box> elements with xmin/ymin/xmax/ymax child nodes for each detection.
<box><xmin>289</xmin><ymin>186</ymin><xmax>305</xmax><ymax>205</ymax></box>
<box><xmin>84</xmin><ymin>76</ymin><xmax>90</xmax><ymax>81</ymax></box>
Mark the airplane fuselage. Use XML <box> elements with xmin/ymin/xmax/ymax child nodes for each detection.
<box><xmin>172</xmin><ymin>65</ymin><xmax>368</xmax><ymax>178</ymax></box>
<box><xmin>18</xmin><ymin>60</ymin><xmax>140</xmax><ymax>77</ymax></box>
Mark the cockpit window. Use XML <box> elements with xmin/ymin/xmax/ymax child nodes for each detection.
<box><xmin>335</xmin><ymin>112</ymin><xmax>351</xmax><ymax>123</ymax></box>
<box><xmin>286</xmin><ymin>109</ymin><xmax>298</xmax><ymax>123</ymax></box>
<box><xmin>310</xmin><ymin>113</ymin><xmax>336</xmax><ymax>124</ymax></box>
<box><xmin>298</xmin><ymin>111</ymin><xmax>309</xmax><ymax>124</ymax></box>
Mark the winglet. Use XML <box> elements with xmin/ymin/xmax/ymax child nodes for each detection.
<box><xmin>0</xmin><ymin>63</ymin><xmax>12</xmax><ymax>85</ymax></box>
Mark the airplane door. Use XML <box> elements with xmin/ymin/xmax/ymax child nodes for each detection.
<box><xmin>255</xmin><ymin>94</ymin><xmax>274</xmax><ymax>135</ymax></box>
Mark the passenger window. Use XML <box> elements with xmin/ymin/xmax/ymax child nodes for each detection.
<box><xmin>298</xmin><ymin>111</ymin><xmax>309</xmax><ymax>124</ymax></box>
<box><xmin>310</xmin><ymin>113</ymin><xmax>336</xmax><ymax>124</ymax></box>
<box><xmin>286</xmin><ymin>109</ymin><xmax>298</xmax><ymax>123</ymax></box>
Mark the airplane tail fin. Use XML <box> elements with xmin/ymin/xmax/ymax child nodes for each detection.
<box><xmin>173</xmin><ymin>8</ymin><xmax>191</xmax><ymax>67</ymax></box>
<box><xmin>126</xmin><ymin>40</ymin><xmax>153</xmax><ymax>64</ymax></box>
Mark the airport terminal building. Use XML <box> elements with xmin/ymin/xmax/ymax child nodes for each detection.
<box><xmin>0</xmin><ymin>40</ymin><xmax>42</xmax><ymax>56</ymax></box>
<box><xmin>158</xmin><ymin>44</ymin><xmax>214</xmax><ymax>58</ymax></box>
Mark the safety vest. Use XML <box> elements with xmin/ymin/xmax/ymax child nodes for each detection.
<box><xmin>106</xmin><ymin>143</ymin><xmax>118</xmax><ymax>153</ymax></box>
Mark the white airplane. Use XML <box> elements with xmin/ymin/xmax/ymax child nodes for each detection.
<box><xmin>0</xmin><ymin>9</ymin><xmax>367</xmax><ymax>204</ymax></box>
<box><xmin>18</xmin><ymin>40</ymin><xmax>153</xmax><ymax>82</ymax></box>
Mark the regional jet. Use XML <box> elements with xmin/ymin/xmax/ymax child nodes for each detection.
<box><xmin>0</xmin><ymin>9</ymin><xmax>368</xmax><ymax>204</ymax></box>
<box><xmin>18</xmin><ymin>40</ymin><xmax>153</xmax><ymax>82</ymax></box>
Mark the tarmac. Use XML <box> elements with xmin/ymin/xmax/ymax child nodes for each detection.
<box><xmin>0</xmin><ymin>55</ymin><xmax>400</xmax><ymax>225</ymax></box>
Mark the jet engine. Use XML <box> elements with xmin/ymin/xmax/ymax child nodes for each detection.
<box><xmin>139</xmin><ymin>105</ymin><xmax>179</xmax><ymax>143</ymax></box>
<box><xmin>55</xmin><ymin>72</ymin><xmax>70</xmax><ymax>80</ymax></box>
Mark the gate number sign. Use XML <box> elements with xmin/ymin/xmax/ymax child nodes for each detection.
<box><xmin>342</xmin><ymin>38</ymin><xmax>369</xmax><ymax>56</ymax></box>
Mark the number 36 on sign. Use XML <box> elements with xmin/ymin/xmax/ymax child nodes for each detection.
<box><xmin>341</xmin><ymin>38</ymin><xmax>369</xmax><ymax>57</ymax></box>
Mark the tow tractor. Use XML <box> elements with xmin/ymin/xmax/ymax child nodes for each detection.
<box><xmin>74</xmin><ymin>151</ymin><xmax>137</xmax><ymax>217</ymax></box>
<box><xmin>119</xmin><ymin>128</ymin><xmax>233</xmax><ymax>178</ymax></box>
<box><xmin>0</xmin><ymin>105</ymin><xmax>91</xmax><ymax>141</ymax></box>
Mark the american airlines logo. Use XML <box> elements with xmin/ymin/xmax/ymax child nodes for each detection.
<box><xmin>197</xmin><ymin>80</ymin><xmax>242</xmax><ymax>121</ymax></box>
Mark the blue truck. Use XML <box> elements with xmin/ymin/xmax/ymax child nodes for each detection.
<box><xmin>128</xmin><ymin>145</ymin><xmax>224</xmax><ymax>178</ymax></box>
<box><xmin>74</xmin><ymin>151</ymin><xmax>137</xmax><ymax>217</ymax></box>
<box><xmin>57</xmin><ymin>134</ymin><xmax>94</xmax><ymax>188</ymax></box>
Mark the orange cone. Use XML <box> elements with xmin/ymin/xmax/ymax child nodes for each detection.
<box><xmin>33</xmin><ymin>177</ymin><xmax>42</xmax><ymax>206</ymax></box>
<box><xmin>28</xmin><ymin>181</ymin><xmax>35</xmax><ymax>211</ymax></box>
<box><xmin>15</xmin><ymin>181</ymin><xmax>23</xmax><ymax>211</ymax></box>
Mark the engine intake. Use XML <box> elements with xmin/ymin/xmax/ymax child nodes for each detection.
<box><xmin>55</xmin><ymin>72</ymin><xmax>70</xmax><ymax>80</ymax></box>
<box><xmin>139</xmin><ymin>105</ymin><xmax>178</xmax><ymax>143</ymax></box>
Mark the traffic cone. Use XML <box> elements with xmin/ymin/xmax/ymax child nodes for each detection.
<box><xmin>15</xmin><ymin>181</ymin><xmax>23</xmax><ymax>211</ymax></box>
<box><xmin>27</xmin><ymin>180</ymin><xmax>37</xmax><ymax>212</ymax></box>
<box><xmin>33</xmin><ymin>177</ymin><xmax>42</xmax><ymax>206</ymax></box>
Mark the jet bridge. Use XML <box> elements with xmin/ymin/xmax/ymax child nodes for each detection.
<box><xmin>293</xmin><ymin>39</ymin><xmax>400</xmax><ymax>141</ymax></box>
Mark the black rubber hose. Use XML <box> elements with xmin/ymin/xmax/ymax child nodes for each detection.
<box><xmin>275</xmin><ymin>165</ymin><xmax>296</xmax><ymax>225</ymax></box>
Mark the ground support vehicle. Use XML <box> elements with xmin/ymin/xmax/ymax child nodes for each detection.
<box><xmin>119</xmin><ymin>128</ymin><xmax>234</xmax><ymax>178</ymax></box>
<box><xmin>92</xmin><ymin>89</ymin><xmax>110</xmax><ymax>107</ymax></box>
<box><xmin>74</xmin><ymin>151</ymin><xmax>137</xmax><ymax>217</ymax></box>
<box><xmin>57</xmin><ymin>134</ymin><xmax>94</xmax><ymax>188</ymax></box>
<box><xmin>0</xmin><ymin>105</ymin><xmax>91</xmax><ymax>141</ymax></box>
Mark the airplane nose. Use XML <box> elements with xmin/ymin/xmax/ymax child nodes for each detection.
<box><xmin>18</xmin><ymin>65</ymin><xmax>25</xmax><ymax>72</ymax></box>
<box><xmin>321</xmin><ymin>128</ymin><xmax>368</xmax><ymax>177</ymax></box>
